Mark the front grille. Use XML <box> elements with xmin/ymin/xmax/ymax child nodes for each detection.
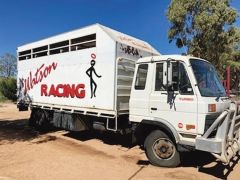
<box><xmin>204</xmin><ymin>112</ymin><xmax>222</xmax><ymax>133</ymax></box>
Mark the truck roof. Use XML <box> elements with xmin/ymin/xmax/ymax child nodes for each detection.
<box><xmin>17</xmin><ymin>23</ymin><xmax>159</xmax><ymax>55</ymax></box>
<box><xmin>137</xmin><ymin>54</ymin><xmax>209</xmax><ymax>63</ymax></box>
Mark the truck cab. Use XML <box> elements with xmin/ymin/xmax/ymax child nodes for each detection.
<box><xmin>130</xmin><ymin>55</ymin><xmax>240</xmax><ymax>167</ymax></box>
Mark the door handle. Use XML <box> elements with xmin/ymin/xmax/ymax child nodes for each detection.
<box><xmin>151</xmin><ymin>107</ymin><xmax>157</xmax><ymax>111</ymax></box>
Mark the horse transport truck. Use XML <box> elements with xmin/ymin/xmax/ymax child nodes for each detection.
<box><xmin>17</xmin><ymin>24</ymin><xmax>240</xmax><ymax>167</ymax></box>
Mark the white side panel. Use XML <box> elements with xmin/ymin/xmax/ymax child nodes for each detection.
<box><xmin>18</xmin><ymin>29</ymin><xmax>116</xmax><ymax>111</ymax></box>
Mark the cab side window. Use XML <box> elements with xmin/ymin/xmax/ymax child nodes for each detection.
<box><xmin>178</xmin><ymin>63</ymin><xmax>193</xmax><ymax>95</ymax></box>
<box><xmin>135</xmin><ymin>64</ymin><xmax>148</xmax><ymax>90</ymax></box>
<box><xmin>155</xmin><ymin>63</ymin><xmax>166</xmax><ymax>91</ymax></box>
<box><xmin>155</xmin><ymin>62</ymin><xmax>193</xmax><ymax>95</ymax></box>
<box><xmin>172</xmin><ymin>62</ymin><xmax>179</xmax><ymax>91</ymax></box>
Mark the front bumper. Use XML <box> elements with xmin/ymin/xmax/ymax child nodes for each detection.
<box><xmin>196</xmin><ymin>101</ymin><xmax>240</xmax><ymax>164</ymax></box>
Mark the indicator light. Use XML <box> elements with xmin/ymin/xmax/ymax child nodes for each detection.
<box><xmin>208</xmin><ymin>104</ymin><xmax>216</xmax><ymax>112</ymax></box>
<box><xmin>186</xmin><ymin>124</ymin><xmax>195</xmax><ymax>130</ymax></box>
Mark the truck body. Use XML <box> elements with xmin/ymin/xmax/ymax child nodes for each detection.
<box><xmin>17</xmin><ymin>24</ymin><xmax>240</xmax><ymax>167</ymax></box>
<box><xmin>17</xmin><ymin>24</ymin><xmax>159</xmax><ymax>117</ymax></box>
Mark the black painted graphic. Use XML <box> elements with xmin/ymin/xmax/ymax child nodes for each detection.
<box><xmin>120</xmin><ymin>44</ymin><xmax>142</xmax><ymax>58</ymax></box>
<box><xmin>86</xmin><ymin>55</ymin><xmax>101</xmax><ymax>98</ymax></box>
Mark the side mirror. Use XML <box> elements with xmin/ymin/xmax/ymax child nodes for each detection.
<box><xmin>163</xmin><ymin>61</ymin><xmax>173</xmax><ymax>87</ymax></box>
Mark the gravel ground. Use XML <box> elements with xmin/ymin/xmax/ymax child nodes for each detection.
<box><xmin>0</xmin><ymin>103</ymin><xmax>239</xmax><ymax>180</ymax></box>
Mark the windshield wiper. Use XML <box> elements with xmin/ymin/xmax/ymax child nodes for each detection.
<box><xmin>215</xmin><ymin>93</ymin><xmax>221</xmax><ymax>102</ymax></box>
<box><xmin>215</xmin><ymin>91</ymin><xmax>226</xmax><ymax>102</ymax></box>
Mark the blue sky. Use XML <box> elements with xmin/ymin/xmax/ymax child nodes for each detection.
<box><xmin>0</xmin><ymin>0</ymin><xmax>239</xmax><ymax>56</ymax></box>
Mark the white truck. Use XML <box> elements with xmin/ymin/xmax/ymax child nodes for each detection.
<box><xmin>17</xmin><ymin>24</ymin><xmax>240</xmax><ymax>167</ymax></box>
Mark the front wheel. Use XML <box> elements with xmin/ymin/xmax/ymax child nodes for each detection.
<box><xmin>144</xmin><ymin>130</ymin><xmax>180</xmax><ymax>167</ymax></box>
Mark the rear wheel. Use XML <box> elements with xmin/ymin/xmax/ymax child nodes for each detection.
<box><xmin>144</xmin><ymin>130</ymin><xmax>180</xmax><ymax>167</ymax></box>
<box><xmin>29</xmin><ymin>108</ymin><xmax>53</xmax><ymax>131</ymax></box>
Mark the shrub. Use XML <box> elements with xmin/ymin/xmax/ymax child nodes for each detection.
<box><xmin>0</xmin><ymin>77</ymin><xmax>17</xmax><ymax>101</ymax></box>
<box><xmin>0</xmin><ymin>91</ymin><xmax>7</xmax><ymax>102</ymax></box>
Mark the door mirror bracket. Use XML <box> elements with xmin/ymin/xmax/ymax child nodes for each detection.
<box><xmin>163</xmin><ymin>58</ymin><xmax>176</xmax><ymax>89</ymax></box>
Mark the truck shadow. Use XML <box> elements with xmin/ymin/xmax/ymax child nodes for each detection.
<box><xmin>0</xmin><ymin>118</ymin><xmax>130</xmax><ymax>147</ymax></box>
<box><xmin>64</xmin><ymin>131</ymin><xmax>132</xmax><ymax>148</ymax></box>
<box><xmin>137</xmin><ymin>151</ymin><xmax>240</xmax><ymax>179</ymax></box>
<box><xmin>198</xmin><ymin>158</ymin><xmax>240</xmax><ymax>179</ymax></box>
<box><xmin>0</xmin><ymin>119</ymin><xmax>57</xmax><ymax>144</ymax></box>
<box><xmin>0</xmin><ymin>119</ymin><xmax>38</xmax><ymax>144</ymax></box>
<box><xmin>194</xmin><ymin>152</ymin><xmax>240</xmax><ymax>179</ymax></box>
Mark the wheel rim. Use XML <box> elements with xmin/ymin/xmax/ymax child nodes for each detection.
<box><xmin>152</xmin><ymin>138</ymin><xmax>175</xmax><ymax>160</ymax></box>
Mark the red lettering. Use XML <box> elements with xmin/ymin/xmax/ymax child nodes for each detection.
<box><xmin>64</xmin><ymin>84</ymin><xmax>75</xmax><ymax>98</ymax></box>
<box><xmin>41</xmin><ymin>84</ymin><xmax>48</xmax><ymax>96</ymax></box>
<box><xmin>22</xmin><ymin>62</ymin><xmax>58</xmax><ymax>92</ymax></box>
<box><xmin>34</xmin><ymin>64</ymin><xmax>44</xmax><ymax>84</ymax></box>
<box><xmin>52</xmin><ymin>62</ymin><xmax>57</xmax><ymax>70</ymax></box>
<box><xmin>49</xmin><ymin>84</ymin><xmax>56</xmax><ymax>97</ymax></box>
<box><xmin>75</xmin><ymin>84</ymin><xmax>85</xmax><ymax>98</ymax></box>
<box><xmin>40</xmin><ymin>83</ymin><xmax>85</xmax><ymax>99</ymax></box>
<box><xmin>24</xmin><ymin>78</ymin><xmax>30</xmax><ymax>92</ymax></box>
<box><xmin>39</xmin><ymin>71</ymin><xmax>44</xmax><ymax>82</ymax></box>
<box><xmin>30</xmin><ymin>72</ymin><xmax>33</xmax><ymax>89</ymax></box>
<box><xmin>43</xmin><ymin>67</ymin><xmax>49</xmax><ymax>78</ymax></box>
<box><xmin>70</xmin><ymin>84</ymin><xmax>76</xmax><ymax>98</ymax></box>
<box><xmin>56</xmin><ymin>84</ymin><xmax>64</xmax><ymax>97</ymax></box>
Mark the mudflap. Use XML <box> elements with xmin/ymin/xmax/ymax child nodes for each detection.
<box><xmin>53</xmin><ymin>112</ymin><xmax>89</xmax><ymax>132</ymax></box>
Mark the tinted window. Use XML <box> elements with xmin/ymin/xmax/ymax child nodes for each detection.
<box><xmin>172</xmin><ymin>62</ymin><xmax>179</xmax><ymax>91</ymax></box>
<box><xmin>155</xmin><ymin>63</ymin><xmax>166</xmax><ymax>91</ymax></box>
<box><xmin>135</xmin><ymin>64</ymin><xmax>148</xmax><ymax>90</ymax></box>
<box><xmin>155</xmin><ymin>62</ymin><xmax>193</xmax><ymax>95</ymax></box>
<box><xmin>190</xmin><ymin>59</ymin><xmax>226</xmax><ymax>97</ymax></box>
<box><xmin>178</xmin><ymin>63</ymin><xmax>193</xmax><ymax>95</ymax></box>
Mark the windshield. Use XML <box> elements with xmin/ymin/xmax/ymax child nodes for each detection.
<box><xmin>190</xmin><ymin>59</ymin><xmax>226</xmax><ymax>97</ymax></box>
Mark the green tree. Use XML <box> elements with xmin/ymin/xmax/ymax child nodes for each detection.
<box><xmin>0</xmin><ymin>53</ymin><xmax>17</xmax><ymax>77</ymax></box>
<box><xmin>0</xmin><ymin>77</ymin><xmax>17</xmax><ymax>101</ymax></box>
<box><xmin>167</xmin><ymin>0</ymin><xmax>240</xmax><ymax>75</ymax></box>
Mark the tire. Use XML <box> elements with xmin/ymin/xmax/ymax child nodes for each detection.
<box><xmin>29</xmin><ymin>109</ymin><xmax>52</xmax><ymax>131</ymax></box>
<box><xmin>29</xmin><ymin>109</ymin><xmax>38</xmax><ymax>127</ymax></box>
<box><xmin>144</xmin><ymin>130</ymin><xmax>180</xmax><ymax>167</ymax></box>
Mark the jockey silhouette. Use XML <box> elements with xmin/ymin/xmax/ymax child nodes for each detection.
<box><xmin>86</xmin><ymin>60</ymin><xmax>101</xmax><ymax>98</ymax></box>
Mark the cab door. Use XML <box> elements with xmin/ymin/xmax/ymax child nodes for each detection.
<box><xmin>130</xmin><ymin>63</ymin><xmax>153</xmax><ymax>122</ymax></box>
<box><xmin>149</xmin><ymin>61</ymin><xmax>198</xmax><ymax>134</ymax></box>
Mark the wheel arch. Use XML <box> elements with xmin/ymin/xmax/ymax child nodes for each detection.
<box><xmin>133</xmin><ymin>118</ymin><xmax>180</xmax><ymax>145</ymax></box>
